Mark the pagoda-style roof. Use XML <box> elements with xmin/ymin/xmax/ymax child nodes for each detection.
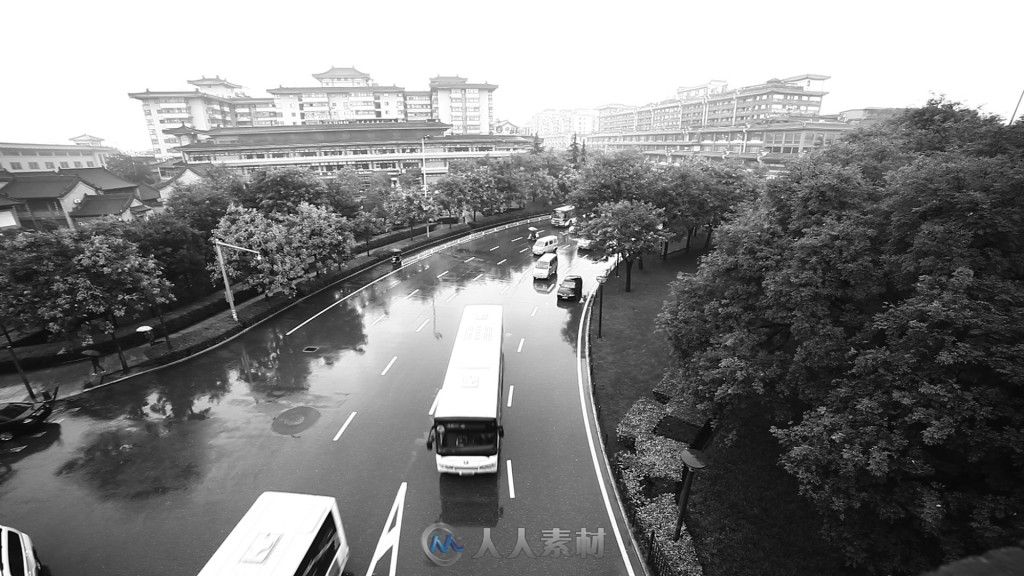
<box><xmin>188</xmin><ymin>75</ymin><xmax>242</xmax><ymax>89</ymax></box>
<box><xmin>313</xmin><ymin>66</ymin><xmax>371</xmax><ymax>80</ymax></box>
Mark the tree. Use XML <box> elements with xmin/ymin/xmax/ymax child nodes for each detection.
<box><xmin>166</xmin><ymin>180</ymin><xmax>234</xmax><ymax>239</ymax></box>
<box><xmin>568</xmin><ymin>133</ymin><xmax>580</xmax><ymax>167</ymax></box>
<box><xmin>657</xmin><ymin>100</ymin><xmax>1024</xmax><ymax>574</ymax></box>
<box><xmin>531</xmin><ymin>134</ymin><xmax>544</xmax><ymax>154</ymax></box>
<box><xmin>571</xmin><ymin>149</ymin><xmax>659</xmax><ymax>212</ymax></box>
<box><xmin>324</xmin><ymin>168</ymin><xmax>363</xmax><ymax>217</ymax></box>
<box><xmin>104</xmin><ymin>151</ymin><xmax>157</xmax><ymax>184</ymax></box>
<box><xmin>575</xmin><ymin>200</ymin><xmax>667</xmax><ymax>292</ymax></box>
<box><xmin>231</xmin><ymin>168</ymin><xmax>331</xmax><ymax>214</ymax></box>
<box><xmin>213</xmin><ymin>203</ymin><xmax>355</xmax><ymax>298</ymax></box>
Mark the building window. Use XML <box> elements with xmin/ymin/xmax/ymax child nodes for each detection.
<box><xmin>28</xmin><ymin>162</ymin><xmax>39</xmax><ymax>169</ymax></box>
<box><xmin>45</xmin><ymin>162</ymin><xmax>55</xmax><ymax>169</ymax></box>
<box><xmin>9</xmin><ymin>162</ymin><xmax>22</xmax><ymax>170</ymax></box>
<box><xmin>59</xmin><ymin>161</ymin><xmax>69</xmax><ymax>168</ymax></box>
<box><xmin>87</xmin><ymin>161</ymin><xmax>95</xmax><ymax>167</ymax></box>
<box><xmin>74</xmin><ymin>161</ymin><xmax>83</xmax><ymax>167</ymax></box>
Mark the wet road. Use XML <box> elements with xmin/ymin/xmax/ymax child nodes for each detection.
<box><xmin>0</xmin><ymin>220</ymin><xmax>643</xmax><ymax>576</ymax></box>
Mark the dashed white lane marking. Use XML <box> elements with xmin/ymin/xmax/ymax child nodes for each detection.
<box><xmin>444</xmin><ymin>291</ymin><xmax>458</xmax><ymax>303</ymax></box>
<box><xmin>404</xmin><ymin>289</ymin><xmax>420</xmax><ymax>300</ymax></box>
<box><xmin>496</xmin><ymin>258</ymin><xmax>507</xmax><ymax>265</ymax></box>
<box><xmin>464</xmin><ymin>256</ymin><xmax>476</xmax><ymax>263</ymax></box>
<box><xmin>472</xmin><ymin>272</ymin><xmax>484</xmax><ymax>282</ymax></box>
<box><xmin>530</xmin><ymin>306</ymin><xmax>538</xmax><ymax>317</ymax></box>
<box><xmin>429</xmin><ymin>391</ymin><xmax>441</xmax><ymax>415</ymax></box>
<box><xmin>518</xmin><ymin>247</ymin><xmax>529</xmax><ymax>253</ymax></box>
<box><xmin>415</xmin><ymin>319</ymin><xmax>430</xmax><ymax>332</ymax></box>
<box><xmin>381</xmin><ymin>356</ymin><xmax>398</xmax><ymax>376</ymax></box>
<box><xmin>489</xmin><ymin>245</ymin><xmax>500</xmax><ymax>251</ymax></box>
<box><xmin>512</xmin><ymin>236</ymin><xmax>523</xmax><ymax>241</ymax></box>
<box><xmin>436</xmin><ymin>270</ymin><xmax>449</xmax><ymax>279</ymax></box>
<box><xmin>388</xmin><ymin>280</ymin><xmax>400</xmax><ymax>288</ymax></box>
<box><xmin>517</xmin><ymin>338</ymin><xmax>525</xmax><ymax>353</ymax></box>
<box><xmin>370</xmin><ymin>314</ymin><xmax>386</xmax><ymax>327</ymax></box>
<box><xmin>507</xmin><ymin>385</ymin><xmax>515</xmax><ymax>408</ymax></box>
<box><xmin>365</xmin><ymin>482</ymin><xmax>407</xmax><ymax>576</ymax></box>
<box><xmin>577</xmin><ymin>293</ymin><xmax>636</xmax><ymax>576</ymax></box>
<box><xmin>559</xmin><ymin>244</ymin><xmax>570</xmax><ymax>249</ymax></box>
<box><xmin>333</xmin><ymin>411</ymin><xmax>357</xmax><ymax>441</ymax></box>
<box><xmin>507</xmin><ymin>460</ymin><xmax>516</xmax><ymax>499</ymax></box>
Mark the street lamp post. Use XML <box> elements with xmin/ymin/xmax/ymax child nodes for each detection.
<box><xmin>0</xmin><ymin>322</ymin><xmax>34</xmax><ymax>401</ymax></box>
<box><xmin>673</xmin><ymin>448</ymin><xmax>708</xmax><ymax>541</ymax></box>
<box><xmin>421</xmin><ymin>136</ymin><xmax>431</xmax><ymax>238</ymax></box>
<box><xmin>212</xmin><ymin>239</ymin><xmax>262</xmax><ymax>323</ymax></box>
<box><xmin>596</xmin><ymin>272</ymin><xmax>608</xmax><ymax>338</ymax></box>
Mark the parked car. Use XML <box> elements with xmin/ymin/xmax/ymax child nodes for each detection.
<box><xmin>557</xmin><ymin>275</ymin><xmax>584</xmax><ymax>300</ymax></box>
<box><xmin>0</xmin><ymin>387</ymin><xmax>58</xmax><ymax>439</ymax></box>
<box><xmin>0</xmin><ymin>524</ymin><xmax>43</xmax><ymax>576</ymax></box>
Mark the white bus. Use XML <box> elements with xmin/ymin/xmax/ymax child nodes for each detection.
<box><xmin>426</xmin><ymin>305</ymin><xmax>505</xmax><ymax>475</ymax></box>
<box><xmin>197</xmin><ymin>492</ymin><xmax>349</xmax><ymax>576</ymax></box>
<box><xmin>551</xmin><ymin>205</ymin><xmax>576</xmax><ymax>227</ymax></box>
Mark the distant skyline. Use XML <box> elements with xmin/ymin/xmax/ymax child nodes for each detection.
<box><xmin>3</xmin><ymin>0</ymin><xmax>1021</xmax><ymax>152</ymax></box>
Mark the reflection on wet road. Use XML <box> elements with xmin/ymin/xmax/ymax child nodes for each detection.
<box><xmin>0</xmin><ymin>220</ymin><xmax>639</xmax><ymax>576</ymax></box>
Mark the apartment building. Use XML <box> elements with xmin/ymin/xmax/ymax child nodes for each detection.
<box><xmin>173</xmin><ymin>120</ymin><xmax>531</xmax><ymax>186</ymax></box>
<box><xmin>429</xmin><ymin>76</ymin><xmax>497</xmax><ymax>135</ymax></box>
<box><xmin>0</xmin><ymin>137</ymin><xmax>114</xmax><ymax>173</ymax></box>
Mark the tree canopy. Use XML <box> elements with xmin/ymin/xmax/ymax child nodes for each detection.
<box><xmin>657</xmin><ymin>100</ymin><xmax>1024</xmax><ymax>574</ymax></box>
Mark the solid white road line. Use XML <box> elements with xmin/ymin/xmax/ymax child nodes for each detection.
<box><xmin>489</xmin><ymin>245</ymin><xmax>500</xmax><ymax>251</ymax></box>
<box><xmin>436</xmin><ymin>270</ymin><xmax>449</xmax><ymax>279</ymax></box>
<box><xmin>512</xmin><ymin>236</ymin><xmax>523</xmax><ymax>242</ymax></box>
<box><xmin>577</xmin><ymin>293</ymin><xmax>636</xmax><ymax>576</ymax></box>
<box><xmin>517</xmin><ymin>338</ymin><xmax>525</xmax><ymax>353</ymax></box>
<box><xmin>444</xmin><ymin>291</ymin><xmax>458</xmax><ymax>303</ymax></box>
<box><xmin>404</xmin><ymin>288</ymin><xmax>420</xmax><ymax>300</ymax></box>
<box><xmin>496</xmin><ymin>258</ymin><xmax>507</xmax><ymax>265</ymax></box>
<box><xmin>365</xmin><ymin>482</ymin><xmax>407</xmax><ymax>576</ymax></box>
<box><xmin>518</xmin><ymin>247</ymin><xmax>529</xmax><ymax>253</ymax></box>
<box><xmin>559</xmin><ymin>244</ymin><xmax>570</xmax><ymax>249</ymax></box>
<box><xmin>370</xmin><ymin>314</ymin><xmax>386</xmax><ymax>327</ymax></box>
<box><xmin>506</xmin><ymin>460</ymin><xmax>516</xmax><ymax>499</ymax></box>
<box><xmin>464</xmin><ymin>256</ymin><xmax>475</xmax><ymax>263</ymax></box>
<box><xmin>530</xmin><ymin>306</ymin><xmax>538</xmax><ymax>317</ymax></box>
<box><xmin>429</xmin><ymin>391</ymin><xmax>440</xmax><ymax>415</ymax></box>
<box><xmin>333</xmin><ymin>412</ymin><xmax>357</xmax><ymax>441</ymax></box>
<box><xmin>415</xmin><ymin>319</ymin><xmax>430</xmax><ymax>333</ymax></box>
<box><xmin>507</xmin><ymin>385</ymin><xmax>515</xmax><ymax>408</ymax></box>
<box><xmin>388</xmin><ymin>280</ymin><xmax>400</xmax><ymax>288</ymax></box>
<box><xmin>472</xmin><ymin>272</ymin><xmax>484</xmax><ymax>282</ymax></box>
<box><xmin>381</xmin><ymin>356</ymin><xmax>398</xmax><ymax>376</ymax></box>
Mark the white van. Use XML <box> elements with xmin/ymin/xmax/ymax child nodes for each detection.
<box><xmin>532</xmin><ymin>235</ymin><xmax>559</xmax><ymax>256</ymax></box>
<box><xmin>533</xmin><ymin>253</ymin><xmax>558</xmax><ymax>279</ymax></box>
<box><xmin>197</xmin><ymin>492</ymin><xmax>349</xmax><ymax>576</ymax></box>
<box><xmin>0</xmin><ymin>525</ymin><xmax>42</xmax><ymax>576</ymax></box>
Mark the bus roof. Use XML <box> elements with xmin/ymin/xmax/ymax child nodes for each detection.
<box><xmin>434</xmin><ymin>305</ymin><xmax>503</xmax><ymax>421</ymax></box>
<box><xmin>554</xmin><ymin>205</ymin><xmax>575</xmax><ymax>212</ymax></box>
<box><xmin>197</xmin><ymin>492</ymin><xmax>336</xmax><ymax>576</ymax></box>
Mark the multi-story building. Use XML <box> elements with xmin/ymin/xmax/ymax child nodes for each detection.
<box><xmin>587</xmin><ymin>74</ymin><xmax>861</xmax><ymax>173</ymax></box>
<box><xmin>429</xmin><ymin>76</ymin><xmax>497</xmax><ymax>135</ymax></box>
<box><xmin>172</xmin><ymin>120</ymin><xmax>531</xmax><ymax>186</ymax></box>
<box><xmin>0</xmin><ymin>137</ymin><xmax>114</xmax><ymax>173</ymax></box>
<box><xmin>528</xmin><ymin>108</ymin><xmax>599</xmax><ymax>152</ymax></box>
<box><xmin>132</xmin><ymin>68</ymin><xmax>502</xmax><ymax>158</ymax></box>
<box><xmin>493</xmin><ymin>120</ymin><xmax>525</xmax><ymax>135</ymax></box>
<box><xmin>130</xmin><ymin>76</ymin><xmax>281</xmax><ymax>159</ymax></box>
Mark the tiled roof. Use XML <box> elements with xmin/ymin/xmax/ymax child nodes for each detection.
<box><xmin>71</xmin><ymin>192</ymin><xmax>136</xmax><ymax>217</ymax></box>
<box><xmin>0</xmin><ymin>174</ymin><xmax>83</xmax><ymax>199</ymax></box>
<box><xmin>188</xmin><ymin>76</ymin><xmax>242</xmax><ymax>88</ymax></box>
<box><xmin>163</xmin><ymin>124</ymin><xmax>202</xmax><ymax>136</ymax></box>
<box><xmin>0</xmin><ymin>197</ymin><xmax>23</xmax><ymax>208</ymax></box>
<box><xmin>136</xmin><ymin>182</ymin><xmax>162</xmax><ymax>202</ymax></box>
<box><xmin>313</xmin><ymin>66</ymin><xmax>370</xmax><ymax>79</ymax></box>
<box><xmin>267</xmin><ymin>85</ymin><xmax>405</xmax><ymax>95</ymax></box>
<box><xmin>59</xmin><ymin>167</ymin><xmax>137</xmax><ymax>192</ymax></box>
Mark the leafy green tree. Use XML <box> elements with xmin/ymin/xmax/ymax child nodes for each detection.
<box><xmin>166</xmin><ymin>180</ymin><xmax>234</xmax><ymax>238</ymax></box>
<box><xmin>571</xmin><ymin>149</ymin><xmax>659</xmax><ymax>212</ymax></box>
<box><xmin>431</xmin><ymin>173</ymin><xmax>470</xmax><ymax>221</ymax></box>
<box><xmin>568</xmin><ymin>133</ymin><xmax>580</xmax><ymax>167</ymax></box>
<box><xmin>104</xmin><ymin>151</ymin><xmax>157</xmax><ymax>184</ymax></box>
<box><xmin>575</xmin><ymin>200</ymin><xmax>667</xmax><ymax>292</ymax></box>
<box><xmin>657</xmin><ymin>100</ymin><xmax>1024</xmax><ymax>574</ymax></box>
<box><xmin>325</xmin><ymin>168</ymin><xmax>363</xmax><ymax>217</ymax></box>
<box><xmin>531</xmin><ymin>134</ymin><xmax>544</xmax><ymax>153</ymax></box>
<box><xmin>231</xmin><ymin>168</ymin><xmax>331</xmax><ymax>214</ymax></box>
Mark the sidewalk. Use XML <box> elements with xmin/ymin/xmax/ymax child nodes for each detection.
<box><xmin>0</xmin><ymin>211</ymin><xmax>546</xmax><ymax>403</ymax></box>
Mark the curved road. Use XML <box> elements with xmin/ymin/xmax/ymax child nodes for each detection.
<box><xmin>0</xmin><ymin>219</ymin><xmax>644</xmax><ymax>576</ymax></box>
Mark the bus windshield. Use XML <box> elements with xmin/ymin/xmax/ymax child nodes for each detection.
<box><xmin>434</xmin><ymin>420</ymin><xmax>498</xmax><ymax>456</ymax></box>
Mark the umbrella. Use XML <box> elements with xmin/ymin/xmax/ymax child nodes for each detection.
<box><xmin>81</xmin><ymin>349</ymin><xmax>101</xmax><ymax>358</ymax></box>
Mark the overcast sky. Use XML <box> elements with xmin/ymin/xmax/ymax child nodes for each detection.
<box><xmin>2</xmin><ymin>0</ymin><xmax>1020</xmax><ymax>152</ymax></box>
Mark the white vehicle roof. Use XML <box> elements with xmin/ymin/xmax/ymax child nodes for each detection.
<box><xmin>536</xmin><ymin>253</ymin><xmax>557</xmax><ymax>264</ymax></box>
<box><xmin>534</xmin><ymin>235</ymin><xmax>557</xmax><ymax>244</ymax></box>
<box><xmin>434</xmin><ymin>305</ymin><xmax>503</xmax><ymax>421</ymax></box>
<box><xmin>197</xmin><ymin>492</ymin><xmax>338</xmax><ymax>576</ymax></box>
<box><xmin>554</xmin><ymin>205</ymin><xmax>575</xmax><ymax>212</ymax></box>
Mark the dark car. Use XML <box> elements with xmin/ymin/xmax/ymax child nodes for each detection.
<box><xmin>0</xmin><ymin>387</ymin><xmax>57</xmax><ymax>439</ymax></box>
<box><xmin>557</xmin><ymin>275</ymin><xmax>583</xmax><ymax>300</ymax></box>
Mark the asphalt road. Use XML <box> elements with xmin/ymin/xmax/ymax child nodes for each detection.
<box><xmin>0</xmin><ymin>220</ymin><xmax>644</xmax><ymax>576</ymax></box>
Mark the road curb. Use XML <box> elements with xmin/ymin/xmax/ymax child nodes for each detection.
<box><xmin>52</xmin><ymin>213</ymin><xmax>550</xmax><ymax>400</ymax></box>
